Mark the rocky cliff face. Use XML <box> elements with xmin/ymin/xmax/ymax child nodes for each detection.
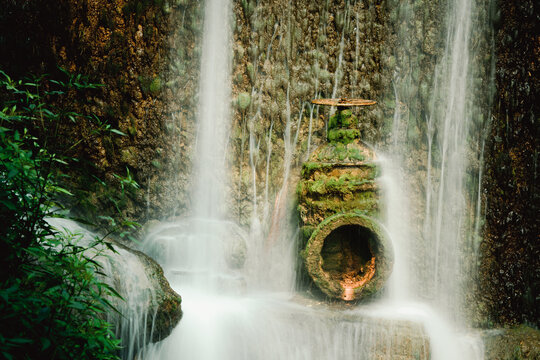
<box><xmin>57</xmin><ymin>0</ymin><xmax>205</xmax><ymax>223</ymax></box>
<box><xmin>479</xmin><ymin>0</ymin><xmax>539</xmax><ymax>326</ymax></box>
<box><xmin>228</xmin><ymin>0</ymin><xmax>390</xmax><ymax>227</ymax></box>
<box><xmin>1</xmin><ymin>0</ymin><xmax>202</xmax><ymax>223</ymax></box>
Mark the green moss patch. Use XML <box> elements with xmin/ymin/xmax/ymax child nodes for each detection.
<box><xmin>328</xmin><ymin>109</ymin><xmax>357</xmax><ymax>129</ymax></box>
<box><xmin>315</xmin><ymin>142</ymin><xmax>369</xmax><ymax>162</ymax></box>
<box><xmin>327</xmin><ymin>110</ymin><xmax>361</xmax><ymax>145</ymax></box>
<box><xmin>328</xmin><ymin>128</ymin><xmax>361</xmax><ymax>145</ymax></box>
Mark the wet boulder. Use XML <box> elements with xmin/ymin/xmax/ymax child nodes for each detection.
<box><xmin>47</xmin><ymin>218</ymin><xmax>182</xmax><ymax>357</ymax></box>
<box><xmin>107</xmin><ymin>241</ymin><xmax>183</xmax><ymax>343</ymax></box>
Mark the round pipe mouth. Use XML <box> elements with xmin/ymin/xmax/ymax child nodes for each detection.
<box><xmin>321</xmin><ymin>224</ymin><xmax>377</xmax><ymax>300</ymax></box>
<box><xmin>303</xmin><ymin>213</ymin><xmax>393</xmax><ymax>301</ymax></box>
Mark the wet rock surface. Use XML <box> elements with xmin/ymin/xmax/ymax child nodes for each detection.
<box><xmin>229</xmin><ymin>0</ymin><xmax>389</xmax><ymax>227</ymax></box>
<box><xmin>479</xmin><ymin>0</ymin><xmax>540</xmax><ymax>327</ymax></box>
<box><xmin>111</xmin><ymin>241</ymin><xmax>183</xmax><ymax>343</ymax></box>
<box><xmin>285</xmin><ymin>294</ymin><xmax>431</xmax><ymax>360</ymax></box>
<box><xmin>482</xmin><ymin>325</ymin><xmax>540</xmax><ymax>360</ymax></box>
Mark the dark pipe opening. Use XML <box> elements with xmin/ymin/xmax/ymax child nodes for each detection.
<box><xmin>321</xmin><ymin>225</ymin><xmax>376</xmax><ymax>283</ymax></box>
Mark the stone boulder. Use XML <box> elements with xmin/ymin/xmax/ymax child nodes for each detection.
<box><xmin>47</xmin><ymin>218</ymin><xmax>182</xmax><ymax>358</ymax></box>
<box><xmin>110</xmin><ymin>241</ymin><xmax>183</xmax><ymax>343</ymax></box>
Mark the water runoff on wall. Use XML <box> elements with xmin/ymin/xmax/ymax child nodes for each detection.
<box><xmin>136</xmin><ymin>0</ymin><xmax>490</xmax><ymax>359</ymax></box>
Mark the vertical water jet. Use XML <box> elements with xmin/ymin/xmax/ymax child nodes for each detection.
<box><xmin>192</xmin><ymin>0</ymin><xmax>232</xmax><ymax>220</ymax></box>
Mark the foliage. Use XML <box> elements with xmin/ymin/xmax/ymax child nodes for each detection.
<box><xmin>0</xmin><ymin>69</ymin><xmax>127</xmax><ymax>359</ymax></box>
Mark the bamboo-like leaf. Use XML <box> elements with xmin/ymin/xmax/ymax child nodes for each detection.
<box><xmin>110</xmin><ymin>128</ymin><xmax>127</xmax><ymax>136</ymax></box>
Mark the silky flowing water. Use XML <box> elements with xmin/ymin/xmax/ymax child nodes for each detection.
<box><xmin>137</xmin><ymin>0</ymin><xmax>488</xmax><ymax>358</ymax></box>
<box><xmin>46</xmin><ymin>218</ymin><xmax>159</xmax><ymax>360</ymax></box>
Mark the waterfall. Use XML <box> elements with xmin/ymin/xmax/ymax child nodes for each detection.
<box><xmin>423</xmin><ymin>0</ymin><xmax>479</xmax><ymax>318</ymax></box>
<box><xmin>46</xmin><ymin>218</ymin><xmax>159</xmax><ymax>360</ymax></box>
<box><xmin>192</xmin><ymin>0</ymin><xmax>232</xmax><ymax>219</ymax></box>
<box><xmin>374</xmin><ymin>0</ymin><xmax>492</xmax><ymax>357</ymax></box>
<box><xmin>135</xmin><ymin>0</ymin><xmax>492</xmax><ymax>358</ymax></box>
<box><xmin>139</xmin><ymin>0</ymin><xmax>238</xmax><ymax>292</ymax></box>
<box><xmin>379</xmin><ymin>0</ymin><xmax>489</xmax><ymax>357</ymax></box>
<box><xmin>386</xmin><ymin>0</ymin><xmax>487</xmax><ymax>313</ymax></box>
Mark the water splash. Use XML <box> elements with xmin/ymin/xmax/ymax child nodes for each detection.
<box><xmin>141</xmin><ymin>293</ymin><xmax>431</xmax><ymax>360</ymax></box>
<box><xmin>47</xmin><ymin>218</ymin><xmax>157</xmax><ymax>360</ymax></box>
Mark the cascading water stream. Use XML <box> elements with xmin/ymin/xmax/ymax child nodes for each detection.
<box><xmin>136</xmin><ymin>0</ymin><xmax>490</xmax><ymax>358</ymax></box>
<box><xmin>376</xmin><ymin>0</ymin><xmax>488</xmax><ymax>357</ymax></box>
<box><xmin>46</xmin><ymin>218</ymin><xmax>159</xmax><ymax>360</ymax></box>
<box><xmin>426</xmin><ymin>0</ymin><xmax>474</xmax><ymax>317</ymax></box>
<box><xmin>138</xmin><ymin>1</ymin><xmax>247</xmax><ymax>358</ymax></box>
<box><xmin>192</xmin><ymin>0</ymin><xmax>232</xmax><ymax>220</ymax></box>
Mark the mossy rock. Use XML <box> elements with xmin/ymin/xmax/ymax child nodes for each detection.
<box><xmin>313</xmin><ymin>140</ymin><xmax>373</xmax><ymax>163</ymax></box>
<box><xmin>237</xmin><ymin>92</ymin><xmax>251</xmax><ymax>110</ymax></box>
<box><xmin>302</xmin><ymin>212</ymin><xmax>393</xmax><ymax>301</ymax></box>
<box><xmin>297</xmin><ymin>191</ymin><xmax>380</xmax><ymax>228</ymax></box>
<box><xmin>149</xmin><ymin>76</ymin><xmax>162</xmax><ymax>95</ymax></box>
<box><xmin>120</xmin><ymin>146</ymin><xmax>139</xmax><ymax>167</ymax></box>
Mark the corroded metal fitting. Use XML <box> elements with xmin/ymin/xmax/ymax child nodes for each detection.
<box><xmin>297</xmin><ymin>97</ymin><xmax>392</xmax><ymax>302</ymax></box>
<box><xmin>302</xmin><ymin>213</ymin><xmax>393</xmax><ymax>301</ymax></box>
